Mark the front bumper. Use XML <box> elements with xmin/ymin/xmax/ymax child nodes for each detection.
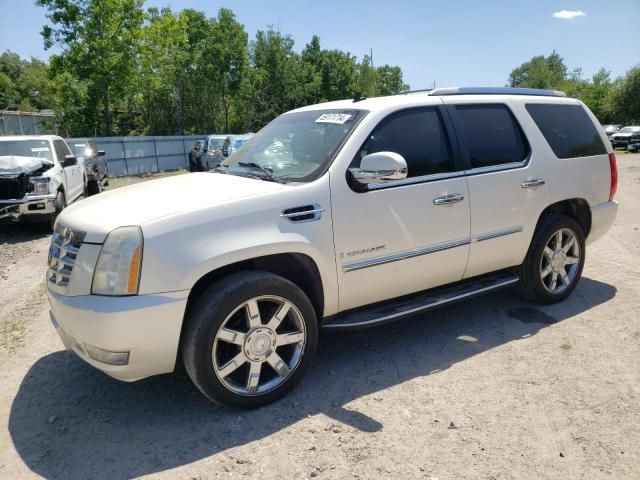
<box><xmin>48</xmin><ymin>287</ymin><xmax>189</xmax><ymax>381</ymax></box>
<box><xmin>587</xmin><ymin>200</ymin><xmax>618</xmax><ymax>245</ymax></box>
<box><xmin>0</xmin><ymin>194</ymin><xmax>56</xmax><ymax>222</ymax></box>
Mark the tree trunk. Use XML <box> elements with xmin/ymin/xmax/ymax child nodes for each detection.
<box><xmin>103</xmin><ymin>86</ymin><xmax>112</xmax><ymax>136</ymax></box>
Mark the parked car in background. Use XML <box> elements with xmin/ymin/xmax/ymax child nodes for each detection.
<box><xmin>602</xmin><ymin>124</ymin><xmax>621</xmax><ymax>139</ymax></box>
<box><xmin>627</xmin><ymin>131</ymin><xmax>640</xmax><ymax>152</ymax></box>
<box><xmin>47</xmin><ymin>87</ymin><xmax>618</xmax><ymax>408</ymax></box>
<box><xmin>610</xmin><ymin>126</ymin><xmax>640</xmax><ymax>149</ymax></box>
<box><xmin>68</xmin><ymin>139</ymin><xmax>108</xmax><ymax>195</ymax></box>
<box><xmin>203</xmin><ymin>134</ymin><xmax>231</xmax><ymax>169</ymax></box>
<box><xmin>188</xmin><ymin>140</ymin><xmax>205</xmax><ymax>172</ymax></box>
<box><xmin>0</xmin><ymin>135</ymin><xmax>85</xmax><ymax>228</ymax></box>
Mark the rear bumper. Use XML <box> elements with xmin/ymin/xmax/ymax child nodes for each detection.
<box><xmin>0</xmin><ymin>195</ymin><xmax>56</xmax><ymax>222</ymax></box>
<box><xmin>587</xmin><ymin>200</ymin><xmax>618</xmax><ymax>245</ymax></box>
<box><xmin>47</xmin><ymin>288</ymin><xmax>189</xmax><ymax>381</ymax></box>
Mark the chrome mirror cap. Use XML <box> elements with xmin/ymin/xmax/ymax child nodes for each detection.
<box><xmin>349</xmin><ymin>151</ymin><xmax>408</xmax><ymax>185</ymax></box>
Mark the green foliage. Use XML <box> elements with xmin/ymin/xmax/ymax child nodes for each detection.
<box><xmin>0</xmin><ymin>52</ymin><xmax>54</xmax><ymax>111</ymax></box>
<box><xmin>37</xmin><ymin>0</ymin><xmax>146</xmax><ymax>135</ymax></box>
<box><xmin>509</xmin><ymin>51</ymin><xmax>639</xmax><ymax>124</ymax></box>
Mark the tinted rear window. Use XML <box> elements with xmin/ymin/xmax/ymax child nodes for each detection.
<box><xmin>526</xmin><ymin>104</ymin><xmax>607</xmax><ymax>158</ymax></box>
<box><xmin>455</xmin><ymin>104</ymin><xmax>528</xmax><ymax>169</ymax></box>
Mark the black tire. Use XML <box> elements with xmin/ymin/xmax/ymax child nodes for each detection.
<box><xmin>182</xmin><ymin>271</ymin><xmax>318</xmax><ymax>408</ymax></box>
<box><xmin>517</xmin><ymin>214</ymin><xmax>585</xmax><ymax>304</ymax></box>
<box><xmin>49</xmin><ymin>190</ymin><xmax>65</xmax><ymax>231</ymax></box>
<box><xmin>87</xmin><ymin>180</ymin><xmax>101</xmax><ymax>196</ymax></box>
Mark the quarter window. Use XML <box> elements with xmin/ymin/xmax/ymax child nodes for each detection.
<box><xmin>355</xmin><ymin>107</ymin><xmax>452</xmax><ymax>178</ymax></box>
<box><xmin>526</xmin><ymin>103</ymin><xmax>607</xmax><ymax>159</ymax></box>
<box><xmin>455</xmin><ymin>104</ymin><xmax>528</xmax><ymax>168</ymax></box>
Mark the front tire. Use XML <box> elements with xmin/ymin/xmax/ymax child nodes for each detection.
<box><xmin>182</xmin><ymin>271</ymin><xmax>318</xmax><ymax>408</ymax></box>
<box><xmin>49</xmin><ymin>191</ymin><xmax>65</xmax><ymax>231</ymax></box>
<box><xmin>517</xmin><ymin>214</ymin><xmax>585</xmax><ymax>303</ymax></box>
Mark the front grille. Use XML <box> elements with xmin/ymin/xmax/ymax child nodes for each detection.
<box><xmin>0</xmin><ymin>174</ymin><xmax>29</xmax><ymax>200</ymax></box>
<box><xmin>48</xmin><ymin>224</ymin><xmax>86</xmax><ymax>291</ymax></box>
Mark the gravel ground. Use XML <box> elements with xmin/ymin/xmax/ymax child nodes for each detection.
<box><xmin>0</xmin><ymin>157</ymin><xmax>639</xmax><ymax>479</ymax></box>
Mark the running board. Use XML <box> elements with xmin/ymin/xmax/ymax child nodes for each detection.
<box><xmin>322</xmin><ymin>271</ymin><xmax>520</xmax><ymax>330</ymax></box>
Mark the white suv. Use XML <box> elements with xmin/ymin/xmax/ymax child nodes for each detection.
<box><xmin>47</xmin><ymin>87</ymin><xmax>618</xmax><ymax>408</ymax></box>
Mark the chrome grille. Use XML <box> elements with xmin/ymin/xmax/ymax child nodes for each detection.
<box><xmin>48</xmin><ymin>224</ymin><xmax>86</xmax><ymax>291</ymax></box>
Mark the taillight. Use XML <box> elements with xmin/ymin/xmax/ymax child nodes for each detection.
<box><xmin>608</xmin><ymin>152</ymin><xmax>618</xmax><ymax>201</ymax></box>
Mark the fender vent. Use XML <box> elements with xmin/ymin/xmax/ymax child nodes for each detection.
<box><xmin>281</xmin><ymin>204</ymin><xmax>324</xmax><ymax>223</ymax></box>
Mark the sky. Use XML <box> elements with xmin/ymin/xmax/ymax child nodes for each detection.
<box><xmin>0</xmin><ymin>0</ymin><xmax>639</xmax><ymax>89</ymax></box>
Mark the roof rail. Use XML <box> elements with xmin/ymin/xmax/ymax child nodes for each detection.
<box><xmin>428</xmin><ymin>87</ymin><xmax>567</xmax><ymax>98</ymax></box>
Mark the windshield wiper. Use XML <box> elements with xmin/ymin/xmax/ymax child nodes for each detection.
<box><xmin>237</xmin><ymin>162</ymin><xmax>285</xmax><ymax>184</ymax></box>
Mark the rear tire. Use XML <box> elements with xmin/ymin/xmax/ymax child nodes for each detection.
<box><xmin>517</xmin><ymin>214</ymin><xmax>585</xmax><ymax>303</ymax></box>
<box><xmin>182</xmin><ymin>271</ymin><xmax>318</xmax><ymax>408</ymax></box>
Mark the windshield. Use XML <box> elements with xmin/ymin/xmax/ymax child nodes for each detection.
<box><xmin>221</xmin><ymin>109</ymin><xmax>365</xmax><ymax>182</ymax></box>
<box><xmin>208</xmin><ymin>138</ymin><xmax>225</xmax><ymax>150</ymax></box>
<box><xmin>619</xmin><ymin>127</ymin><xmax>640</xmax><ymax>133</ymax></box>
<box><xmin>0</xmin><ymin>139</ymin><xmax>53</xmax><ymax>161</ymax></box>
<box><xmin>68</xmin><ymin>141</ymin><xmax>96</xmax><ymax>157</ymax></box>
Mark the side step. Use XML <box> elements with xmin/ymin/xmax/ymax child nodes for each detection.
<box><xmin>322</xmin><ymin>271</ymin><xmax>520</xmax><ymax>330</ymax></box>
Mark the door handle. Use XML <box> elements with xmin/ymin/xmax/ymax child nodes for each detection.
<box><xmin>433</xmin><ymin>193</ymin><xmax>465</xmax><ymax>205</ymax></box>
<box><xmin>521</xmin><ymin>179</ymin><xmax>546</xmax><ymax>188</ymax></box>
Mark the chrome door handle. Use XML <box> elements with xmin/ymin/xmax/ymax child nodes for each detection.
<box><xmin>521</xmin><ymin>179</ymin><xmax>546</xmax><ymax>188</ymax></box>
<box><xmin>433</xmin><ymin>193</ymin><xmax>465</xmax><ymax>205</ymax></box>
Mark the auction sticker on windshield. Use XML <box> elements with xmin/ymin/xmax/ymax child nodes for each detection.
<box><xmin>315</xmin><ymin>113</ymin><xmax>352</xmax><ymax>124</ymax></box>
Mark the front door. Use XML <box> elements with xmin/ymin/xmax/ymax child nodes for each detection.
<box><xmin>330</xmin><ymin>106</ymin><xmax>471</xmax><ymax>311</ymax></box>
<box><xmin>53</xmin><ymin>139</ymin><xmax>83</xmax><ymax>200</ymax></box>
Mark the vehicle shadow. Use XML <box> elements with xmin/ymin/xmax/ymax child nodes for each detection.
<box><xmin>9</xmin><ymin>277</ymin><xmax>616</xmax><ymax>479</ymax></box>
<box><xmin>0</xmin><ymin>221</ymin><xmax>51</xmax><ymax>244</ymax></box>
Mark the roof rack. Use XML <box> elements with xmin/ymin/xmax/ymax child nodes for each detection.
<box><xmin>428</xmin><ymin>87</ymin><xmax>567</xmax><ymax>98</ymax></box>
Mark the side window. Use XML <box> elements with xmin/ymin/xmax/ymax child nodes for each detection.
<box><xmin>53</xmin><ymin>140</ymin><xmax>71</xmax><ymax>163</ymax></box>
<box><xmin>355</xmin><ymin>107</ymin><xmax>452</xmax><ymax>178</ymax></box>
<box><xmin>526</xmin><ymin>103</ymin><xmax>607</xmax><ymax>159</ymax></box>
<box><xmin>455</xmin><ymin>104</ymin><xmax>528</xmax><ymax>169</ymax></box>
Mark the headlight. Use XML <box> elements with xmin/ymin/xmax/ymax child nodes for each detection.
<box><xmin>91</xmin><ymin>226</ymin><xmax>143</xmax><ymax>296</ymax></box>
<box><xmin>28</xmin><ymin>177</ymin><xmax>50</xmax><ymax>196</ymax></box>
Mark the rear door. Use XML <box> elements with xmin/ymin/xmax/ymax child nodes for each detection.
<box><xmin>443</xmin><ymin>99</ymin><xmax>549</xmax><ymax>278</ymax></box>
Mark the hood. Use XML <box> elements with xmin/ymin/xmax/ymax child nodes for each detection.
<box><xmin>58</xmin><ymin>172</ymin><xmax>288</xmax><ymax>243</ymax></box>
<box><xmin>0</xmin><ymin>155</ymin><xmax>43</xmax><ymax>175</ymax></box>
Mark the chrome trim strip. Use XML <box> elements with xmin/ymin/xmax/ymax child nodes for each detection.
<box><xmin>471</xmin><ymin>225</ymin><xmax>523</xmax><ymax>243</ymax></box>
<box><xmin>280</xmin><ymin>208</ymin><xmax>325</xmax><ymax>218</ymax></box>
<box><xmin>342</xmin><ymin>237</ymin><xmax>470</xmax><ymax>273</ymax></box>
<box><xmin>367</xmin><ymin>170</ymin><xmax>466</xmax><ymax>190</ymax></box>
<box><xmin>280</xmin><ymin>203</ymin><xmax>324</xmax><ymax>223</ymax></box>
<box><xmin>465</xmin><ymin>161</ymin><xmax>526</xmax><ymax>175</ymax></box>
<box><xmin>325</xmin><ymin>277</ymin><xmax>520</xmax><ymax>329</ymax></box>
<box><xmin>342</xmin><ymin>226</ymin><xmax>523</xmax><ymax>273</ymax></box>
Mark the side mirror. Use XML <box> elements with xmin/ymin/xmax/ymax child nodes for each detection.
<box><xmin>62</xmin><ymin>155</ymin><xmax>78</xmax><ymax>167</ymax></box>
<box><xmin>97</xmin><ymin>150</ymin><xmax>106</xmax><ymax>156</ymax></box>
<box><xmin>349</xmin><ymin>151</ymin><xmax>408</xmax><ymax>186</ymax></box>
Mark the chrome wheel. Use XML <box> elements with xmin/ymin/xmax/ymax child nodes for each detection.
<box><xmin>212</xmin><ymin>295</ymin><xmax>306</xmax><ymax>396</ymax></box>
<box><xmin>540</xmin><ymin>228</ymin><xmax>581</xmax><ymax>294</ymax></box>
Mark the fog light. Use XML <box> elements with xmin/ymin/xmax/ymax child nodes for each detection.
<box><xmin>84</xmin><ymin>344</ymin><xmax>130</xmax><ymax>365</ymax></box>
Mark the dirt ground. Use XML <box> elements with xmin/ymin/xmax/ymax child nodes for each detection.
<box><xmin>0</xmin><ymin>157</ymin><xmax>638</xmax><ymax>480</ymax></box>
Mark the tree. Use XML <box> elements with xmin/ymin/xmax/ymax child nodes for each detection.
<box><xmin>207</xmin><ymin>9</ymin><xmax>248</xmax><ymax>133</ymax></box>
<box><xmin>376</xmin><ymin>65</ymin><xmax>409</xmax><ymax>95</ymax></box>
<box><xmin>508</xmin><ymin>51</ymin><xmax>567</xmax><ymax>89</ymax></box>
<box><xmin>611</xmin><ymin>66</ymin><xmax>640</xmax><ymax>123</ymax></box>
<box><xmin>37</xmin><ymin>0</ymin><xmax>145</xmax><ymax>135</ymax></box>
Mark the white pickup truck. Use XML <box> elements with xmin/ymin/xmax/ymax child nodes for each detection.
<box><xmin>0</xmin><ymin>135</ymin><xmax>86</xmax><ymax>228</ymax></box>
<box><xmin>47</xmin><ymin>87</ymin><xmax>618</xmax><ymax>408</ymax></box>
